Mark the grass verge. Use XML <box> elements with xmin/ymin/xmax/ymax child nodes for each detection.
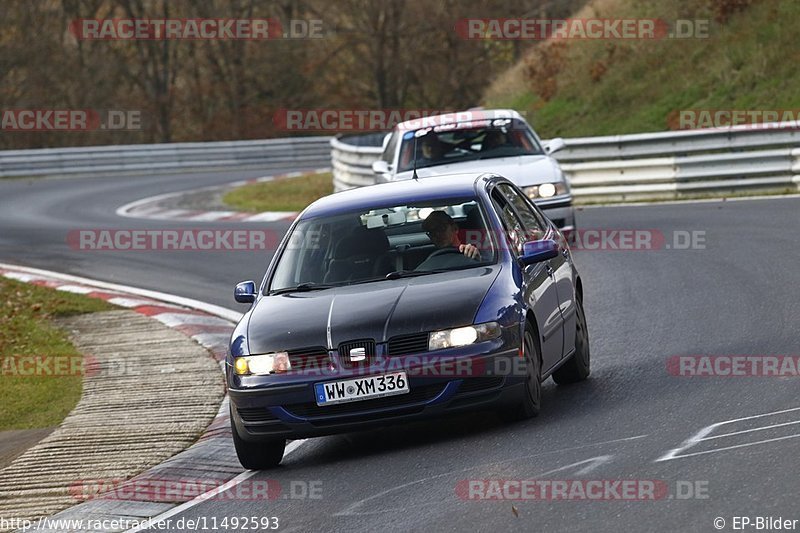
<box><xmin>0</xmin><ymin>278</ymin><xmax>115</xmax><ymax>430</ymax></box>
<box><xmin>483</xmin><ymin>0</ymin><xmax>800</xmax><ymax>138</ymax></box>
<box><xmin>222</xmin><ymin>172</ymin><xmax>334</xmax><ymax>213</ymax></box>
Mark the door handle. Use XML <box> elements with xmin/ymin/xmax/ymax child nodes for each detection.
<box><xmin>561</xmin><ymin>248</ymin><xmax>570</xmax><ymax>259</ymax></box>
<box><xmin>545</xmin><ymin>264</ymin><xmax>554</xmax><ymax>277</ymax></box>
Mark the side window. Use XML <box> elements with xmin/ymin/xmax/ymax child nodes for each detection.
<box><xmin>497</xmin><ymin>183</ymin><xmax>547</xmax><ymax>242</ymax></box>
<box><xmin>382</xmin><ymin>133</ymin><xmax>398</xmax><ymax>164</ymax></box>
<box><xmin>490</xmin><ymin>189</ymin><xmax>525</xmax><ymax>255</ymax></box>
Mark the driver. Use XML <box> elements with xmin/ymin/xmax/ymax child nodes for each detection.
<box><xmin>416</xmin><ymin>211</ymin><xmax>481</xmax><ymax>270</ymax></box>
<box><xmin>419</xmin><ymin>132</ymin><xmax>444</xmax><ymax>163</ymax></box>
<box><xmin>482</xmin><ymin>129</ymin><xmax>509</xmax><ymax>151</ymax></box>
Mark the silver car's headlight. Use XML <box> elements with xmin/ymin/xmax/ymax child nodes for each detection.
<box><xmin>234</xmin><ymin>352</ymin><xmax>291</xmax><ymax>375</ymax></box>
<box><xmin>428</xmin><ymin>322</ymin><xmax>502</xmax><ymax>351</ymax></box>
<box><xmin>524</xmin><ymin>182</ymin><xmax>567</xmax><ymax>200</ymax></box>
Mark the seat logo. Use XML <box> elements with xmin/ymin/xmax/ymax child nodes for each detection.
<box><xmin>349</xmin><ymin>347</ymin><xmax>367</xmax><ymax>362</ymax></box>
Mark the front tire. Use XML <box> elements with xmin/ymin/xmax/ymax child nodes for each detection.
<box><xmin>502</xmin><ymin>327</ymin><xmax>541</xmax><ymax>421</ymax></box>
<box><xmin>231</xmin><ymin>407</ymin><xmax>286</xmax><ymax>470</ymax></box>
<box><xmin>552</xmin><ymin>293</ymin><xmax>590</xmax><ymax>385</ymax></box>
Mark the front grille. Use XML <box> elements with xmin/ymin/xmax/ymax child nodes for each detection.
<box><xmin>456</xmin><ymin>377</ymin><xmax>504</xmax><ymax>394</ymax></box>
<box><xmin>285</xmin><ymin>383</ymin><xmax>444</xmax><ymax>418</ymax></box>
<box><xmin>237</xmin><ymin>407</ymin><xmax>279</xmax><ymax>423</ymax></box>
<box><xmin>288</xmin><ymin>347</ymin><xmax>330</xmax><ymax>372</ymax></box>
<box><xmin>338</xmin><ymin>339</ymin><xmax>375</xmax><ymax>368</ymax></box>
<box><xmin>387</xmin><ymin>332</ymin><xmax>429</xmax><ymax>356</ymax></box>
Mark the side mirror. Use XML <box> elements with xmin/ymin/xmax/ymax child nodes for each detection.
<box><xmin>234</xmin><ymin>280</ymin><xmax>257</xmax><ymax>304</ymax></box>
<box><xmin>545</xmin><ymin>137</ymin><xmax>566</xmax><ymax>155</ymax></box>
<box><xmin>520</xmin><ymin>240</ymin><xmax>559</xmax><ymax>266</ymax></box>
<box><xmin>372</xmin><ymin>160</ymin><xmax>390</xmax><ymax>175</ymax></box>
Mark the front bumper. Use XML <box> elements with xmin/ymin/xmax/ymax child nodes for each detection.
<box><xmin>228</xmin><ymin>341</ymin><xmax>526</xmax><ymax>442</ymax></box>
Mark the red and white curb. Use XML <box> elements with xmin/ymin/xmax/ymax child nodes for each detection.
<box><xmin>0</xmin><ymin>263</ymin><xmax>239</xmax><ymax>363</ymax></box>
<box><xmin>115</xmin><ymin>168</ymin><xmax>329</xmax><ymax>223</ymax></box>
<box><xmin>0</xmin><ymin>263</ymin><xmax>241</xmax><ymax>532</ymax></box>
<box><xmin>0</xmin><ymin>263</ymin><xmax>308</xmax><ymax>532</ymax></box>
<box><xmin>0</xmin><ymin>264</ymin><xmax>237</xmax><ymax>433</ymax></box>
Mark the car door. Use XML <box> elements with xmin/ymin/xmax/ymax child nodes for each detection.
<box><xmin>489</xmin><ymin>184</ymin><xmax>563</xmax><ymax>372</ymax></box>
<box><xmin>498</xmin><ymin>183</ymin><xmax>577</xmax><ymax>360</ymax></box>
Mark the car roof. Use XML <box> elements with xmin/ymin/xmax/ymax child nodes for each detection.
<box><xmin>301</xmin><ymin>173</ymin><xmax>500</xmax><ymax>219</ymax></box>
<box><xmin>394</xmin><ymin>109</ymin><xmax>525</xmax><ymax>131</ymax></box>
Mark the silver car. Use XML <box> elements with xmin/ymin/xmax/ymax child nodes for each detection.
<box><xmin>372</xmin><ymin>109</ymin><xmax>575</xmax><ymax>237</ymax></box>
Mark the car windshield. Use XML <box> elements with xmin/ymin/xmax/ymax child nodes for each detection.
<box><xmin>397</xmin><ymin>118</ymin><xmax>544</xmax><ymax>172</ymax></box>
<box><xmin>268</xmin><ymin>197</ymin><xmax>497</xmax><ymax>293</ymax></box>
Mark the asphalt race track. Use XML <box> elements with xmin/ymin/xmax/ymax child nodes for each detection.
<box><xmin>1</xmin><ymin>170</ymin><xmax>798</xmax><ymax>532</ymax></box>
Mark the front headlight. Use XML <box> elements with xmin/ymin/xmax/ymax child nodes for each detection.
<box><xmin>233</xmin><ymin>352</ymin><xmax>291</xmax><ymax>375</ymax></box>
<box><xmin>524</xmin><ymin>182</ymin><xmax>567</xmax><ymax>200</ymax></box>
<box><xmin>428</xmin><ymin>322</ymin><xmax>502</xmax><ymax>351</ymax></box>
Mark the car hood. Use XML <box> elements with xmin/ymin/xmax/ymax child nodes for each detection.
<box><xmin>246</xmin><ymin>265</ymin><xmax>501</xmax><ymax>354</ymax></box>
<box><xmin>394</xmin><ymin>155</ymin><xmax>561</xmax><ymax>186</ymax></box>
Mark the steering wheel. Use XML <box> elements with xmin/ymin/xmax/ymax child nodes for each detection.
<box><xmin>427</xmin><ymin>247</ymin><xmax>464</xmax><ymax>258</ymax></box>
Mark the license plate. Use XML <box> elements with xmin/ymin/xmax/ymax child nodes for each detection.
<box><xmin>315</xmin><ymin>372</ymin><xmax>409</xmax><ymax>406</ymax></box>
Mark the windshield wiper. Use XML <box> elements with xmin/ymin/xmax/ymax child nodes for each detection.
<box><xmin>269</xmin><ymin>282</ymin><xmax>335</xmax><ymax>295</ymax></box>
<box><xmin>384</xmin><ymin>269</ymin><xmax>451</xmax><ymax>280</ymax></box>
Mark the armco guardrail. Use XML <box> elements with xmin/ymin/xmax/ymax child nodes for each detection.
<box><xmin>330</xmin><ymin>137</ymin><xmax>384</xmax><ymax>191</ymax></box>
<box><xmin>0</xmin><ymin>136</ymin><xmax>332</xmax><ymax>179</ymax></box>
<box><xmin>330</xmin><ymin>124</ymin><xmax>800</xmax><ymax>201</ymax></box>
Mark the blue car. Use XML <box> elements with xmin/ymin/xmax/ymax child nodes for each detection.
<box><xmin>228</xmin><ymin>173</ymin><xmax>590</xmax><ymax>469</ymax></box>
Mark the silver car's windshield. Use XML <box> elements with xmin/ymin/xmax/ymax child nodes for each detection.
<box><xmin>397</xmin><ymin>118</ymin><xmax>544</xmax><ymax>172</ymax></box>
<box><xmin>268</xmin><ymin>198</ymin><xmax>497</xmax><ymax>293</ymax></box>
